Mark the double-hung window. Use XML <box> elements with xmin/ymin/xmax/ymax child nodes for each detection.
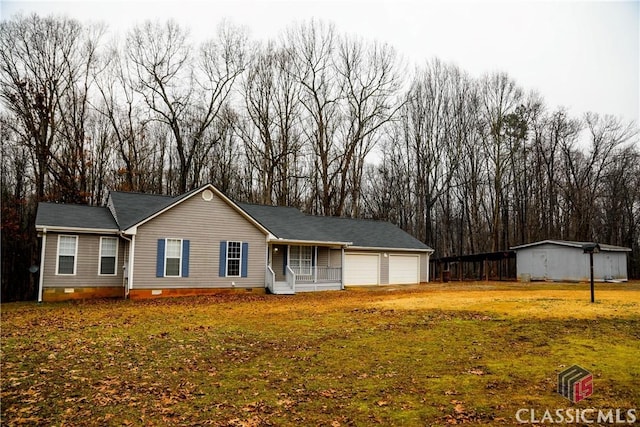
<box><xmin>99</xmin><ymin>237</ymin><xmax>118</xmax><ymax>275</ymax></box>
<box><xmin>226</xmin><ymin>241</ymin><xmax>242</xmax><ymax>277</ymax></box>
<box><xmin>165</xmin><ymin>238</ymin><xmax>182</xmax><ymax>277</ymax></box>
<box><xmin>290</xmin><ymin>246</ymin><xmax>313</xmax><ymax>275</ymax></box>
<box><xmin>57</xmin><ymin>235</ymin><xmax>77</xmax><ymax>275</ymax></box>
<box><xmin>219</xmin><ymin>241</ymin><xmax>248</xmax><ymax>278</ymax></box>
<box><xmin>156</xmin><ymin>238</ymin><xmax>189</xmax><ymax>278</ymax></box>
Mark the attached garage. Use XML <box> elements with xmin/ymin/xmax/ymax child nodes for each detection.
<box><xmin>389</xmin><ymin>254</ymin><xmax>420</xmax><ymax>284</ymax></box>
<box><xmin>345</xmin><ymin>253</ymin><xmax>379</xmax><ymax>285</ymax></box>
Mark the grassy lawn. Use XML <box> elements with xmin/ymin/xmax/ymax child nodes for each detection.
<box><xmin>2</xmin><ymin>282</ymin><xmax>639</xmax><ymax>426</ymax></box>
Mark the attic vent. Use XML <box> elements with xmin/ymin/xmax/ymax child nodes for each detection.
<box><xmin>202</xmin><ymin>189</ymin><xmax>214</xmax><ymax>201</ymax></box>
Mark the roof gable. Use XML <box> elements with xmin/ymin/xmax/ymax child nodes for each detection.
<box><xmin>116</xmin><ymin>185</ymin><xmax>270</xmax><ymax>235</ymax></box>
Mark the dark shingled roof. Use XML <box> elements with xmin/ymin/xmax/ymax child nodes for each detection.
<box><xmin>109</xmin><ymin>191</ymin><xmax>176</xmax><ymax>229</ymax></box>
<box><xmin>36</xmin><ymin>203</ymin><xmax>118</xmax><ymax>230</ymax></box>
<box><xmin>35</xmin><ymin>187</ymin><xmax>432</xmax><ymax>251</ymax></box>
<box><xmin>238</xmin><ymin>203</ymin><xmax>431</xmax><ymax>250</ymax></box>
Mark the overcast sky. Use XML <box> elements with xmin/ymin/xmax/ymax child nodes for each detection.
<box><xmin>2</xmin><ymin>0</ymin><xmax>639</xmax><ymax>125</ymax></box>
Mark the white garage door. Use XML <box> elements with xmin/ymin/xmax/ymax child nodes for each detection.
<box><xmin>345</xmin><ymin>254</ymin><xmax>379</xmax><ymax>285</ymax></box>
<box><xmin>389</xmin><ymin>255</ymin><xmax>419</xmax><ymax>284</ymax></box>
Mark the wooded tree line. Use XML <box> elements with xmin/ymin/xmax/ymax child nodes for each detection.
<box><xmin>2</xmin><ymin>14</ymin><xmax>639</xmax><ymax>300</ymax></box>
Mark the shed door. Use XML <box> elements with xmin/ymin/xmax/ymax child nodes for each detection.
<box><xmin>345</xmin><ymin>254</ymin><xmax>379</xmax><ymax>285</ymax></box>
<box><xmin>389</xmin><ymin>255</ymin><xmax>420</xmax><ymax>284</ymax></box>
<box><xmin>531</xmin><ymin>250</ymin><xmax>548</xmax><ymax>280</ymax></box>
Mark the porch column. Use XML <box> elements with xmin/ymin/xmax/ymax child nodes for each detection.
<box><xmin>313</xmin><ymin>246</ymin><xmax>318</xmax><ymax>283</ymax></box>
<box><xmin>341</xmin><ymin>247</ymin><xmax>346</xmax><ymax>290</ymax></box>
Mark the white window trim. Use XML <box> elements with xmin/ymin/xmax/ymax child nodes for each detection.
<box><xmin>98</xmin><ymin>236</ymin><xmax>119</xmax><ymax>276</ymax></box>
<box><xmin>290</xmin><ymin>245</ymin><xmax>313</xmax><ymax>275</ymax></box>
<box><xmin>226</xmin><ymin>240</ymin><xmax>242</xmax><ymax>278</ymax></box>
<box><xmin>164</xmin><ymin>238</ymin><xmax>182</xmax><ymax>277</ymax></box>
<box><xmin>56</xmin><ymin>235</ymin><xmax>78</xmax><ymax>276</ymax></box>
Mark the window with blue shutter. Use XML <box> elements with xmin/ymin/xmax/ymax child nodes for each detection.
<box><xmin>158</xmin><ymin>238</ymin><xmax>188</xmax><ymax>277</ymax></box>
<box><xmin>181</xmin><ymin>240</ymin><xmax>190</xmax><ymax>277</ymax></box>
<box><xmin>156</xmin><ymin>239</ymin><xmax>165</xmax><ymax>277</ymax></box>
<box><xmin>219</xmin><ymin>241</ymin><xmax>227</xmax><ymax>277</ymax></box>
<box><xmin>241</xmin><ymin>242</ymin><xmax>249</xmax><ymax>277</ymax></box>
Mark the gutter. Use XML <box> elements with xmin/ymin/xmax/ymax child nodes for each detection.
<box><xmin>267</xmin><ymin>238</ymin><xmax>352</xmax><ymax>248</ymax></box>
<box><xmin>347</xmin><ymin>245</ymin><xmax>434</xmax><ymax>253</ymax></box>
<box><xmin>35</xmin><ymin>225</ymin><xmax>119</xmax><ymax>234</ymax></box>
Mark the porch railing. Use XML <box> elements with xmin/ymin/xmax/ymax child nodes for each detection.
<box><xmin>290</xmin><ymin>266</ymin><xmax>342</xmax><ymax>283</ymax></box>
<box><xmin>265</xmin><ymin>265</ymin><xmax>275</xmax><ymax>293</ymax></box>
<box><xmin>285</xmin><ymin>265</ymin><xmax>296</xmax><ymax>292</ymax></box>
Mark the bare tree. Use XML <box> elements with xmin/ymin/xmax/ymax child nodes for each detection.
<box><xmin>0</xmin><ymin>14</ymin><xmax>102</xmax><ymax>202</ymax></box>
<box><xmin>335</xmin><ymin>36</ymin><xmax>402</xmax><ymax>217</ymax></box>
<box><xmin>478</xmin><ymin>72</ymin><xmax>524</xmax><ymax>251</ymax></box>
<box><xmin>560</xmin><ymin>113</ymin><xmax>637</xmax><ymax>240</ymax></box>
<box><xmin>240</xmin><ymin>41</ymin><xmax>304</xmax><ymax>205</ymax></box>
<box><xmin>286</xmin><ymin>19</ymin><xmax>342</xmax><ymax>215</ymax></box>
<box><xmin>127</xmin><ymin>20</ymin><xmax>247</xmax><ymax>193</ymax></box>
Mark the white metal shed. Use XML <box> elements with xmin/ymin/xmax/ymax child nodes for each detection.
<box><xmin>510</xmin><ymin>240</ymin><xmax>631</xmax><ymax>282</ymax></box>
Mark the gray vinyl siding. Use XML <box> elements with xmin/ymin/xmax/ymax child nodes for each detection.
<box><xmin>420</xmin><ymin>253</ymin><xmax>429</xmax><ymax>282</ymax></box>
<box><xmin>271</xmin><ymin>246</ymin><xmax>286</xmax><ymax>281</ymax></box>
<box><xmin>132</xmin><ymin>192</ymin><xmax>267</xmax><ymax>289</ymax></box>
<box><xmin>317</xmin><ymin>247</ymin><xmax>329</xmax><ymax>266</ymax></box>
<box><xmin>380</xmin><ymin>252</ymin><xmax>390</xmax><ymax>285</ymax></box>
<box><xmin>43</xmin><ymin>232</ymin><xmax>125</xmax><ymax>287</ymax></box>
<box><xmin>329</xmin><ymin>249</ymin><xmax>342</xmax><ymax>268</ymax></box>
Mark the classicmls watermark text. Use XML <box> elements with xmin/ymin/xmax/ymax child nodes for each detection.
<box><xmin>515</xmin><ymin>408</ymin><xmax>637</xmax><ymax>424</ymax></box>
<box><xmin>514</xmin><ymin>365</ymin><xmax>637</xmax><ymax>424</ymax></box>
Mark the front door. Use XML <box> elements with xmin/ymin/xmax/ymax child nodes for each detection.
<box><xmin>271</xmin><ymin>245</ymin><xmax>286</xmax><ymax>281</ymax></box>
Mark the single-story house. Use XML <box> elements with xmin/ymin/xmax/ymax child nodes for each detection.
<box><xmin>35</xmin><ymin>184</ymin><xmax>433</xmax><ymax>301</ymax></box>
<box><xmin>511</xmin><ymin>240</ymin><xmax>631</xmax><ymax>282</ymax></box>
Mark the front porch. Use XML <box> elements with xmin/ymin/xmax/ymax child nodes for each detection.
<box><xmin>266</xmin><ymin>244</ymin><xmax>343</xmax><ymax>294</ymax></box>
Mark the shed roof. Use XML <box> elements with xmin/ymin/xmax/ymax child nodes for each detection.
<box><xmin>238</xmin><ymin>203</ymin><xmax>432</xmax><ymax>251</ymax></box>
<box><xmin>35</xmin><ymin>203</ymin><xmax>118</xmax><ymax>231</ymax></box>
<box><xmin>510</xmin><ymin>240</ymin><xmax>631</xmax><ymax>252</ymax></box>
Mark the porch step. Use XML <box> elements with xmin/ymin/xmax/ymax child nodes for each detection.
<box><xmin>271</xmin><ymin>281</ymin><xmax>295</xmax><ymax>295</ymax></box>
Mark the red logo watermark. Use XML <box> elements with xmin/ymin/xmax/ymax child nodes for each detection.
<box><xmin>558</xmin><ymin>365</ymin><xmax>593</xmax><ymax>403</ymax></box>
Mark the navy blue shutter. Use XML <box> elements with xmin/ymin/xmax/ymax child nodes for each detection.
<box><xmin>241</xmin><ymin>242</ymin><xmax>248</xmax><ymax>277</ymax></box>
<box><xmin>283</xmin><ymin>247</ymin><xmax>288</xmax><ymax>274</ymax></box>
<box><xmin>156</xmin><ymin>239</ymin><xmax>165</xmax><ymax>277</ymax></box>
<box><xmin>219</xmin><ymin>241</ymin><xmax>227</xmax><ymax>277</ymax></box>
<box><xmin>181</xmin><ymin>240</ymin><xmax>190</xmax><ymax>277</ymax></box>
<box><xmin>312</xmin><ymin>246</ymin><xmax>316</xmax><ymax>267</ymax></box>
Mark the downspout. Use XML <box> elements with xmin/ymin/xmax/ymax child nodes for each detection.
<box><xmin>314</xmin><ymin>246</ymin><xmax>318</xmax><ymax>287</ymax></box>
<box><xmin>119</xmin><ymin>233</ymin><xmax>134</xmax><ymax>298</ymax></box>
<box><xmin>341</xmin><ymin>246</ymin><xmax>346</xmax><ymax>290</ymax></box>
<box><xmin>37</xmin><ymin>229</ymin><xmax>47</xmax><ymax>303</ymax></box>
